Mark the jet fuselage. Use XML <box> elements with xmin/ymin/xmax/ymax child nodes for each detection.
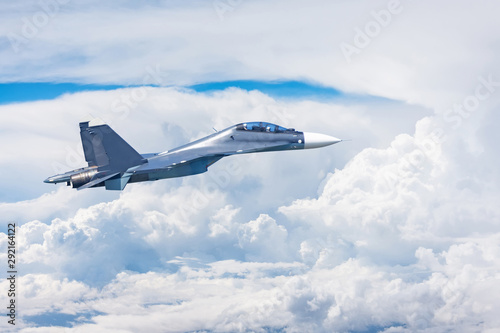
<box><xmin>44</xmin><ymin>120</ymin><xmax>341</xmax><ymax>190</ymax></box>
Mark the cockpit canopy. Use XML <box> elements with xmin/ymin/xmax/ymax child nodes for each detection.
<box><xmin>236</xmin><ymin>122</ymin><xmax>295</xmax><ymax>133</ymax></box>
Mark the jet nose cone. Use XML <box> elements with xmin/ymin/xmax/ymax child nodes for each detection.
<box><xmin>303</xmin><ymin>132</ymin><xmax>342</xmax><ymax>149</ymax></box>
<box><xmin>44</xmin><ymin>177</ymin><xmax>54</xmax><ymax>183</ymax></box>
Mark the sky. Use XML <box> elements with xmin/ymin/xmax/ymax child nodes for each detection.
<box><xmin>0</xmin><ymin>0</ymin><xmax>499</xmax><ymax>332</ymax></box>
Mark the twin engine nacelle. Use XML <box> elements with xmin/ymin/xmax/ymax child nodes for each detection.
<box><xmin>70</xmin><ymin>169</ymin><xmax>99</xmax><ymax>188</ymax></box>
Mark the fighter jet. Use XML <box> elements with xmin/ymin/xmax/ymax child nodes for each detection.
<box><xmin>44</xmin><ymin>119</ymin><xmax>342</xmax><ymax>190</ymax></box>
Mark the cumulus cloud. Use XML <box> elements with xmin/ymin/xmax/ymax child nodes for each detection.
<box><xmin>238</xmin><ymin>214</ymin><xmax>289</xmax><ymax>262</ymax></box>
<box><xmin>0</xmin><ymin>87</ymin><xmax>498</xmax><ymax>332</ymax></box>
<box><xmin>280</xmin><ymin>113</ymin><xmax>500</xmax><ymax>262</ymax></box>
<box><xmin>2</xmin><ymin>98</ymin><xmax>497</xmax><ymax>331</ymax></box>
<box><xmin>4</xmin><ymin>235</ymin><xmax>499</xmax><ymax>332</ymax></box>
<box><xmin>1</xmin><ymin>0</ymin><xmax>500</xmax><ymax>332</ymax></box>
<box><xmin>0</xmin><ymin>85</ymin><xmax>424</xmax><ymax>207</ymax></box>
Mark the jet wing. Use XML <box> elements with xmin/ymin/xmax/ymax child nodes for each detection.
<box><xmin>134</xmin><ymin>148</ymin><xmax>225</xmax><ymax>180</ymax></box>
<box><xmin>161</xmin><ymin>154</ymin><xmax>224</xmax><ymax>173</ymax></box>
<box><xmin>148</xmin><ymin>149</ymin><xmax>227</xmax><ymax>168</ymax></box>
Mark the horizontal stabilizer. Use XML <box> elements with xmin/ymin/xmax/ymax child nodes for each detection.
<box><xmin>105</xmin><ymin>175</ymin><xmax>131</xmax><ymax>190</ymax></box>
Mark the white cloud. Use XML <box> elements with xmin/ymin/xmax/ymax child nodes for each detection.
<box><xmin>4</xmin><ymin>103</ymin><xmax>498</xmax><ymax>331</ymax></box>
<box><xmin>0</xmin><ymin>85</ymin><xmax>424</xmax><ymax>205</ymax></box>
<box><xmin>238</xmin><ymin>214</ymin><xmax>289</xmax><ymax>262</ymax></box>
<box><xmin>280</xmin><ymin>111</ymin><xmax>500</xmax><ymax>263</ymax></box>
<box><xmin>1</xmin><ymin>0</ymin><xmax>499</xmax><ymax>106</ymax></box>
<box><xmin>1</xmin><ymin>0</ymin><xmax>500</xmax><ymax>331</ymax></box>
<box><xmin>1</xmin><ymin>86</ymin><xmax>498</xmax><ymax>331</ymax></box>
<box><xmin>5</xmin><ymin>235</ymin><xmax>498</xmax><ymax>332</ymax></box>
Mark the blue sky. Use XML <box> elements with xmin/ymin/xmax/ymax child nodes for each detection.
<box><xmin>0</xmin><ymin>82</ymin><xmax>124</xmax><ymax>104</ymax></box>
<box><xmin>0</xmin><ymin>80</ymin><xmax>343</xmax><ymax>105</ymax></box>
<box><xmin>189</xmin><ymin>80</ymin><xmax>342</xmax><ymax>99</ymax></box>
<box><xmin>1</xmin><ymin>1</ymin><xmax>500</xmax><ymax>332</ymax></box>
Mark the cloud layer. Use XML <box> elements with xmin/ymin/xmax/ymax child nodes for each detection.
<box><xmin>0</xmin><ymin>85</ymin><xmax>498</xmax><ymax>332</ymax></box>
<box><xmin>1</xmin><ymin>0</ymin><xmax>500</xmax><ymax>332</ymax></box>
<box><xmin>1</xmin><ymin>0</ymin><xmax>499</xmax><ymax>103</ymax></box>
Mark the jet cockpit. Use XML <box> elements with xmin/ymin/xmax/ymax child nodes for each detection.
<box><xmin>236</xmin><ymin>122</ymin><xmax>295</xmax><ymax>133</ymax></box>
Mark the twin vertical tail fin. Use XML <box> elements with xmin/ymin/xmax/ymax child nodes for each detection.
<box><xmin>79</xmin><ymin>119</ymin><xmax>145</xmax><ymax>171</ymax></box>
<box><xmin>77</xmin><ymin>119</ymin><xmax>145</xmax><ymax>190</ymax></box>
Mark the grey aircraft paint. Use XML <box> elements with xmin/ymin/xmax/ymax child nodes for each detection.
<box><xmin>44</xmin><ymin>119</ymin><xmax>342</xmax><ymax>190</ymax></box>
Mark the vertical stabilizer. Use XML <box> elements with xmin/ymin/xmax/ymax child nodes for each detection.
<box><xmin>79</xmin><ymin>119</ymin><xmax>145</xmax><ymax>171</ymax></box>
